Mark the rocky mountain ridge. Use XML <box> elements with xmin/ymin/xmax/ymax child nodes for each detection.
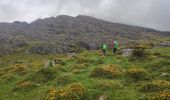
<box><xmin>0</xmin><ymin>15</ymin><xmax>169</xmax><ymax>54</ymax></box>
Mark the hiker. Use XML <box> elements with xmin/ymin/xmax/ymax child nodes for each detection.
<box><xmin>111</xmin><ymin>40</ymin><xmax>119</xmax><ymax>54</ymax></box>
<box><xmin>100</xmin><ymin>42</ymin><xmax>107</xmax><ymax>56</ymax></box>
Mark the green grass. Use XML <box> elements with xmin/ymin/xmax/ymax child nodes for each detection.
<box><xmin>0</xmin><ymin>47</ymin><xmax>170</xmax><ymax>100</ymax></box>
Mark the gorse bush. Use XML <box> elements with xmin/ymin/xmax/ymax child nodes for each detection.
<box><xmin>148</xmin><ymin>59</ymin><xmax>170</xmax><ymax>70</ymax></box>
<box><xmin>130</xmin><ymin>43</ymin><xmax>149</xmax><ymax>60</ymax></box>
<box><xmin>147</xmin><ymin>59</ymin><xmax>170</xmax><ymax>79</ymax></box>
<box><xmin>76</xmin><ymin>56</ymin><xmax>95</xmax><ymax>64</ymax></box>
<box><xmin>12</xmin><ymin>64</ymin><xmax>28</xmax><ymax>75</ymax></box>
<box><xmin>142</xmin><ymin>80</ymin><xmax>170</xmax><ymax>92</ymax></box>
<box><xmin>14</xmin><ymin>81</ymin><xmax>36</xmax><ymax>91</ymax></box>
<box><xmin>132</xmin><ymin>49</ymin><xmax>147</xmax><ymax>58</ymax></box>
<box><xmin>73</xmin><ymin>63</ymin><xmax>87</xmax><ymax>69</ymax></box>
<box><xmin>78</xmin><ymin>51</ymin><xmax>90</xmax><ymax>57</ymax></box>
<box><xmin>126</xmin><ymin>67</ymin><xmax>148</xmax><ymax>81</ymax></box>
<box><xmin>30</xmin><ymin>61</ymin><xmax>43</xmax><ymax>69</ymax></box>
<box><xmin>46</xmin><ymin>83</ymin><xmax>86</xmax><ymax>100</ymax></box>
<box><xmin>53</xmin><ymin>58</ymin><xmax>66</xmax><ymax>66</ymax></box>
<box><xmin>90</xmin><ymin>64</ymin><xmax>121</xmax><ymax>79</ymax></box>
<box><xmin>27</xmin><ymin>67</ymin><xmax>57</xmax><ymax>83</ymax></box>
<box><xmin>132</xmin><ymin>43</ymin><xmax>150</xmax><ymax>50</ymax></box>
<box><xmin>153</xmin><ymin>52</ymin><xmax>162</xmax><ymax>56</ymax></box>
<box><xmin>57</xmin><ymin>75</ymin><xmax>74</xmax><ymax>85</ymax></box>
<box><xmin>151</xmin><ymin>92</ymin><xmax>170</xmax><ymax>100</ymax></box>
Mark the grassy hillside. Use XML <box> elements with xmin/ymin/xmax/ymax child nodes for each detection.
<box><xmin>0</xmin><ymin>46</ymin><xmax>169</xmax><ymax>100</ymax></box>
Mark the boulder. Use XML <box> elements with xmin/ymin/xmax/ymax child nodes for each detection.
<box><xmin>159</xmin><ymin>42</ymin><xmax>170</xmax><ymax>47</ymax></box>
<box><xmin>121</xmin><ymin>48</ymin><xmax>133</xmax><ymax>56</ymax></box>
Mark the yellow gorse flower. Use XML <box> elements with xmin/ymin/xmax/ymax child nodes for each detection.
<box><xmin>46</xmin><ymin>83</ymin><xmax>85</xmax><ymax>100</ymax></box>
<box><xmin>126</xmin><ymin>67</ymin><xmax>147</xmax><ymax>81</ymax></box>
<box><xmin>16</xmin><ymin>81</ymin><xmax>34</xmax><ymax>89</ymax></box>
<box><xmin>90</xmin><ymin>64</ymin><xmax>121</xmax><ymax>78</ymax></box>
<box><xmin>142</xmin><ymin>80</ymin><xmax>170</xmax><ymax>92</ymax></box>
<box><xmin>151</xmin><ymin>92</ymin><xmax>170</xmax><ymax>100</ymax></box>
<box><xmin>152</xmin><ymin>80</ymin><xmax>170</xmax><ymax>90</ymax></box>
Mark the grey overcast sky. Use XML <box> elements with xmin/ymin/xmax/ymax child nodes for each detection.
<box><xmin>0</xmin><ymin>0</ymin><xmax>170</xmax><ymax>31</ymax></box>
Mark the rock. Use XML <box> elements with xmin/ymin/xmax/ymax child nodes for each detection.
<box><xmin>159</xmin><ymin>42</ymin><xmax>170</xmax><ymax>47</ymax></box>
<box><xmin>121</xmin><ymin>48</ymin><xmax>133</xmax><ymax>56</ymax></box>
<box><xmin>67</xmin><ymin>53</ymin><xmax>76</xmax><ymax>57</ymax></box>
<box><xmin>44</xmin><ymin>61</ymin><xmax>49</xmax><ymax>69</ymax></box>
<box><xmin>98</xmin><ymin>95</ymin><xmax>107</xmax><ymax>100</ymax></box>
<box><xmin>160</xmin><ymin>73</ymin><xmax>169</xmax><ymax>77</ymax></box>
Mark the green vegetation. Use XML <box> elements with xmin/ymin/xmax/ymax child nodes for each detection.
<box><xmin>0</xmin><ymin>46</ymin><xmax>169</xmax><ymax>100</ymax></box>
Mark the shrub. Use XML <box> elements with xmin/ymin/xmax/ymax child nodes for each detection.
<box><xmin>147</xmin><ymin>59</ymin><xmax>170</xmax><ymax>78</ymax></box>
<box><xmin>27</xmin><ymin>67</ymin><xmax>57</xmax><ymax>83</ymax></box>
<box><xmin>76</xmin><ymin>56</ymin><xmax>95</xmax><ymax>64</ymax></box>
<box><xmin>132</xmin><ymin>49</ymin><xmax>147</xmax><ymax>58</ymax></box>
<box><xmin>151</xmin><ymin>92</ymin><xmax>170</xmax><ymax>100</ymax></box>
<box><xmin>57</xmin><ymin>75</ymin><xmax>74</xmax><ymax>85</ymax></box>
<box><xmin>142</xmin><ymin>80</ymin><xmax>170</xmax><ymax>92</ymax></box>
<box><xmin>30</xmin><ymin>61</ymin><xmax>43</xmax><ymax>69</ymax></box>
<box><xmin>90</xmin><ymin>64</ymin><xmax>121</xmax><ymax>79</ymax></box>
<box><xmin>153</xmin><ymin>52</ymin><xmax>162</xmax><ymax>56</ymax></box>
<box><xmin>72</xmin><ymin>64</ymin><xmax>87</xmax><ymax>69</ymax></box>
<box><xmin>126</xmin><ymin>67</ymin><xmax>148</xmax><ymax>81</ymax></box>
<box><xmin>133</xmin><ymin>43</ymin><xmax>148</xmax><ymax>50</ymax></box>
<box><xmin>129</xmin><ymin>43</ymin><xmax>149</xmax><ymax>60</ymax></box>
<box><xmin>78</xmin><ymin>51</ymin><xmax>90</xmax><ymax>57</ymax></box>
<box><xmin>46</xmin><ymin>83</ymin><xmax>86</xmax><ymax>100</ymax></box>
<box><xmin>12</xmin><ymin>64</ymin><xmax>28</xmax><ymax>75</ymax></box>
<box><xmin>14</xmin><ymin>81</ymin><xmax>36</xmax><ymax>91</ymax></box>
<box><xmin>147</xmin><ymin>59</ymin><xmax>170</xmax><ymax>70</ymax></box>
<box><xmin>53</xmin><ymin>58</ymin><xmax>66</xmax><ymax>66</ymax></box>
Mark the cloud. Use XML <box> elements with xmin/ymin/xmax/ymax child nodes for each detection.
<box><xmin>0</xmin><ymin>0</ymin><xmax>170</xmax><ymax>31</ymax></box>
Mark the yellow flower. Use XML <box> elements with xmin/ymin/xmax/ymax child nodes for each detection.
<box><xmin>46</xmin><ymin>83</ymin><xmax>85</xmax><ymax>100</ymax></box>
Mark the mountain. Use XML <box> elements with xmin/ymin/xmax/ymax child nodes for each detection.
<box><xmin>0</xmin><ymin>15</ymin><xmax>169</xmax><ymax>54</ymax></box>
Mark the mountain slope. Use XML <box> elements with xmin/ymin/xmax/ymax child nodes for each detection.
<box><xmin>0</xmin><ymin>15</ymin><xmax>169</xmax><ymax>54</ymax></box>
<box><xmin>0</xmin><ymin>46</ymin><xmax>169</xmax><ymax>100</ymax></box>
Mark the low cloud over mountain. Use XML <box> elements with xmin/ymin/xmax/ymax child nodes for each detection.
<box><xmin>0</xmin><ymin>0</ymin><xmax>170</xmax><ymax>31</ymax></box>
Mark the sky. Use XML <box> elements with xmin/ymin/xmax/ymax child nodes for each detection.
<box><xmin>0</xmin><ymin>0</ymin><xmax>170</xmax><ymax>31</ymax></box>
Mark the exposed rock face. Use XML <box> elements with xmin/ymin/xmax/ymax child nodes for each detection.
<box><xmin>0</xmin><ymin>15</ymin><xmax>169</xmax><ymax>54</ymax></box>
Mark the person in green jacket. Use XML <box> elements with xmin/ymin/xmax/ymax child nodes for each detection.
<box><xmin>101</xmin><ymin>43</ymin><xmax>107</xmax><ymax>56</ymax></box>
<box><xmin>111</xmin><ymin>40</ymin><xmax>119</xmax><ymax>54</ymax></box>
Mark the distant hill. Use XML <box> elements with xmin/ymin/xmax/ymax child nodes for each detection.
<box><xmin>0</xmin><ymin>15</ymin><xmax>169</xmax><ymax>54</ymax></box>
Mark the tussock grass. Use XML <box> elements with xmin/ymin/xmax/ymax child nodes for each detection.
<box><xmin>0</xmin><ymin>46</ymin><xmax>169</xmax><ymax>100</ymax></box>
